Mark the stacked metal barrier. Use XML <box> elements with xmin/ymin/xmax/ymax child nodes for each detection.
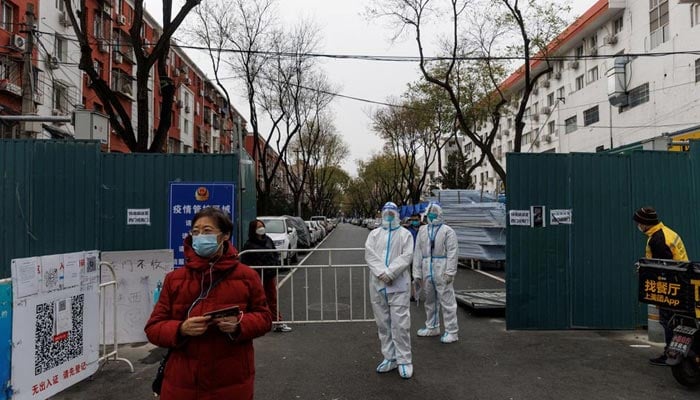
<box><xmin>428</xmin><ymin>190</ymin><xmax>506</xmax><ymax>261</ymax></box>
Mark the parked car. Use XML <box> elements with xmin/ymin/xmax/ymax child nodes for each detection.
<box><xmin>311</xmin><ymin>216</ymin><xmax>331</xmax><ymax>232</ymax></box>
<box><xmin>311</xmin><ymin>220</ymin><xmax>326</xmax><ymax>238</ymax></box>
<box><xmin>305</xmin><ymin>221</ymin><xmax>321</xmax><ymax>244</ymax></box>
<box><xmin>257</xmin><ymin>216</ymin><xmax>298</xmax><ymax>264</ymax></box>
<box><xmin>284</xmin><ymin>215</ymin><xmax>312</xmax><ymax>249</ymax></box>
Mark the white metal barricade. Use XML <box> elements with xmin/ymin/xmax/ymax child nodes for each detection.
<box><xmin>238</xmin><ymin>247</ymin><xmax>375</xmax><ymax>324</ymax></box>
<box><xmin>98</xmin><ymin>261</ymin><xmax>134</xmax><ymax>372</ymax></box>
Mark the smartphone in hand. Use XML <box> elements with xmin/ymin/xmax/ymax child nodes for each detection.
<box><xmin>203</xmin><ymin>306</ymin><xmax>240</xmax><ymax>320</ymax></box>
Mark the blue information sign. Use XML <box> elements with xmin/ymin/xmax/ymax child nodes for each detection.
<box><xmin>169</xmin><ymin>182</ymin><xmax>236</xmax><ymax>268</ymax></box>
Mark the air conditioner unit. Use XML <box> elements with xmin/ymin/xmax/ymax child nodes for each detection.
<box><xmin>532</xmin><ymin>88</ymin><xmax>539</xmax><ymax>96</ymax></box>
<box><xmin>180</xmin><ymin>65</ymin><xmax>189</xmax><ymax>74</ymax></box>
<box><xmin>173</xmin><ymin>68</ymin><xmax>180</xmax><ymax>77</ymax></box>
<box><xmin>102</xmin><ymin>2</ymin><xmax>111</xmax><ymax>15</ymax></box>
<box><xmin>113</xmin><ymin>51</ymin><xmax>123</xmax><ymax>64</ymax></box>
<box><xmin>540</xmin><ymin>106</ymin><xmax>551</xmax><ymax>115</ymax></box>
<box><xmin>117</xmin><ymin>14</ymin><xmax>127</xmax><ymax>26</ymax></box>
<box><xmin>93</xmin><ymin>60</ymin><xmax>100</xmax><ymax>71</ymax></box>
<box><xmin>58</xmin><ymin>12</ymin><xmax>72</xmax><ymax>27</ymax></box>
<box><xmin>12</xmin><ymin>35</ymin><xmax>26</xmax><ymax>51</ymax></box>
<box><xmin>184</xmin><ymin>105</ymin><xmax>191</xmax><ymax>114</ymax></box>
<box><xmin>590</xmin><ymin>47</ymin><xmax>598</xmax><ymax>56</ymax></box>
<box><xmin>98</xmin><ymin>39</ymin><xmax>108</xmax><ymax>53</ymax></box>
<box><xmin>605</xmin><ymin>35</ymin><xmax>618</xmax><ymax>45</ymax></box>
<box><xmin>554</xmin><ymin>71</ymin><xmax>562</xmax><ymax>80</ymax></box>
<box><xmin>533</xmin><ymin>140</ymin><xmax>540</xmax><ymax>147</ymax></box>
<box><xmin>502</xmin><ymin>129</ymin><xmax>510</xmax><ymax>136</ymax></box>
<box><xmin>531</xmin><ymin>114</ymin><xmax>540</xmax><ymax>122</ymax></box>
<box><xmin>199</xmin><ymin>90</ymin><xmax>205</xmax><ymax>97</ymax></box>
<box><xmin>544</xmin><ymin>135</ymin><xmax>552</xmax><ymax>143</ymax></box>
<box><xmin>34</xmin><ymin>92</ymin><xmax>43</xmax><ymax>104</ymax></box>
<box><xmin>496</xmin><ymin>134</ymin><xmax>502</xmax><ymax>140</ymax></box>
<box><xmin>569</xmin><ymin>61</ymin><xmax>580</xmax><ymax>70</ymax></box>
<box><xmin>183</xmin><ymin>77</ymin><xmax>191</xmax><ymax>85</ymax></box>
<box><xmin>47</xmin><ymin>56</ymin><xmax>60</xmax><ymax>70</ymax></box>
<box><xmin>542</xmin><ymin>80</ymin><xmax>550</xmax><ymax>88</ymax></box>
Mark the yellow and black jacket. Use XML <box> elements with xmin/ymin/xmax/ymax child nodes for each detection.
<box><xmin>644</xmin><ymin>222</ymin><xmax>689</xmax><ymax>261</ymax></box>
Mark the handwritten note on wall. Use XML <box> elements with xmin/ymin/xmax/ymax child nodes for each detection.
<box><xmin>100</xmin><ymin>250</ymin><xmax>174</xmax><ymax>344</ymax></box>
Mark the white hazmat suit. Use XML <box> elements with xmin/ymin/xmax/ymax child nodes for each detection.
<box><xmin>412</xmin><ymin>202</ymin><xmax>460</xmax><ymax>343</ymax></box>
<box><xmin>365</xmin><ymin>202</ymin><xmax>414</xmax><ymax>379</ymax></box>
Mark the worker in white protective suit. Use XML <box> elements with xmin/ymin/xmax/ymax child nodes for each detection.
<box><xmin>365</xmin><ymin>202</ymin><xmax>415</xmax><ymax>379</ymax></box>
<box><xmin>412</xmin><ymin>202</ymin><xmax>460</xmax><ymax>343</ymax></box>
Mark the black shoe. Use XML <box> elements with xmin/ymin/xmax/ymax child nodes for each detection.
<box><xmin>649</xmin><ymin>355</ymin><xmax>668</xmax><ymax>366</ymax></box>
<box><xmin>410</xmin><ymin>296</ymin><xmax>416</xmax><ymax>302</ymax></box>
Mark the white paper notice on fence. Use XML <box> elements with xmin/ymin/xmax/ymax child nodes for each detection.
<box><xmin>509</xmin><ymin>210</ymin><xmax>531</xmax><ymax>226</ymax></box>
<box><xmin>100</xmin><ymin>249</ymin><xmax>174</xmax><ymax>344</ymax></box>
<box><xmin>40</xmin><ymin>254</ymin><xmax>63</xmax><ymax>293</ymax></box>
<box><xmin>127</xmin><ymin>208</ymin><xmax>151</xmax><ymax>225</ymax></box>
<box><xmin>550</xmin><ymin>209</ymin><xmax>573</xmax><ymax>225</ymax></box>
<box><xmin>61</xmin><ymin>252</ymin><xmax>82</xmax><ymax>289</ymax></box>
<box><xmin>11</xmin><ymin>257</ymin><xmax>41</xmax><ymax>299</ymax></box>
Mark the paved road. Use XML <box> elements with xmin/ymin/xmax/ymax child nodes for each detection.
<box><xmin>51</xmin><ymin>223</ymin><xmax>698</xmax><ymax>399</ymax></box>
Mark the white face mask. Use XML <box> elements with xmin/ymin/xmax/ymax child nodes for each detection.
<box><xmin>255</xmin><ymin>227</ymin><xmax>266</xmax><ymax>236</ymax></box>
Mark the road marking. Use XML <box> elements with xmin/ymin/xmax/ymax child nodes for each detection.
<box><xmin>277</xmin><ymin>228</ymin><xmax>337</xmax><ymax>288</ymax></box>
<box><xmin>472</xmin><ymin>269</ymin><xmax>506</xmax><ymax>283</ymax></box>
<box><xmin>629</xmin><ymin>345</ymin><xmax>651</xmax><ymax>348</ymax></box>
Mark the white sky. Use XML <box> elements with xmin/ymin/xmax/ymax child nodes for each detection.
<box><xmin>145</xmin><ymin>0</ymin><xmax>592</xmax><ymax>176</ymax></box>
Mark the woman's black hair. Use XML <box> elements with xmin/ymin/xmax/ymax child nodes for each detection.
<box><xmin>192</xmin><ymin>207</ymin><xmax>234</xmax><ymax>236</ymax></box>
<box><xmin>248</xmin><ymin>219</ymin><xmax>265</xmax><ymax>240</ymax></box>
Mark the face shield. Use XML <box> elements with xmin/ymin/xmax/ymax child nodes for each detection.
<box><xmin>381</xmin><ymin>202</ymin><xmax>400</xmax><ymax>229</ymax></box>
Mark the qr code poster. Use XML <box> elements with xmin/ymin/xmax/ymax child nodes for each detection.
<box><xmin>11</xmin><ymin>254</ymin><xmax>100</xmax><ymax>400</ymax></box>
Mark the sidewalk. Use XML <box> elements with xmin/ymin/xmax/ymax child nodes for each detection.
<box><xmin>50</xmin><ymin>272</ymin><xmax>696</xmax><ymax>400</ymax></box>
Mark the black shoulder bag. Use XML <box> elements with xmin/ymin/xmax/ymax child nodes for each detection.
<box><xmin>152</xmin><ymin>267</ymin><xmax>235</xmax><ymax>396</ymax></box>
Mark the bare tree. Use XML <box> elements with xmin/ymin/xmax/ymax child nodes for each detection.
<box><xmin>368</xmin><ymin>0</ymin><xmax>569</xmax><ymax>182</ymax></box>
<box><xmin>307</xmin><ymin>130</ymin><xmax>349</xmax><ymax>215</ymax></box>
<box><xmin>64</xmin><ymin>0</ymin><xmax>200</xmax><ymax>151</ymax></box>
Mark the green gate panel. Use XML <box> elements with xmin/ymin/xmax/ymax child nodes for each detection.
<box><xmin>506</xmin><ymin>153</ymin><xmax>571</xmax><ymax>329</ymax></box>
<box><xmin>0</xmin><ymin>140</ymin><xmax>256</xmax><ymax>279</ymax></box>
<box><xmin>507</xmin><ymin>145</ymin><xmax>700</xmax><ymax>330</ymax></box>
<box><xmin>0</xmin><ymin>140</ymin><xmax>101</xmax><ymax>278</ymax></box>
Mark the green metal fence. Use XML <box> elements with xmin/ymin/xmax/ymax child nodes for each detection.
<box><xmin>506</xmin><ymin>145</ymin><xmax>700</xmax><ymax>330</ymax></box>
<box><xmin>0</xmin><ymin>140</ymin><xmax>256</xmax><ymax>278</ymax></box>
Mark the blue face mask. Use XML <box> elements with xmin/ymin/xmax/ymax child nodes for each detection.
<box><xmin>384</xmin><ymin>214</ymin><xmax>395</xmax><ymax>223</ymax></box>
<box><xmin>192</xmin><ymin>234</ymin><xmax>221</xmax><ymax>258</ymax></box>
<box><xmin>411</xmin><ymin>220</ymin><xmax>420</xmax><ymax>227</ymax></box>
<box><xmin>427</xmin><ymin>213</ymin><xmax>438</xmax><ymax>222</ymax></box>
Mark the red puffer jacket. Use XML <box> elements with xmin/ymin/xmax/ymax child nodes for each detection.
<box><xmin>145</xmin><ymin>238</ymin><xmax>272</xmax><ymax>400</ymax></box>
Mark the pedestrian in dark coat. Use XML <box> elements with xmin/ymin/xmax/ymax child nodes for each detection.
<box><xmin>241</xmin><ymin>219</ymin><xmax>292</xmax><ymax>332</ymax></box>
<box><xmin>145</xmin><ymin>207</ymin><xmax>271</xmax><ymax>400</ymax></box>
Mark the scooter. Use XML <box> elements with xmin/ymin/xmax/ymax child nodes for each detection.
<box><xmin>637</xmin><ymin>258</ymin><xmax>700</xmax><ymax>388</ymax></box>
<box><xmin>665</xmin><ymin>313</ymin><xmax>700</xmax><ymax>387</ymax></box>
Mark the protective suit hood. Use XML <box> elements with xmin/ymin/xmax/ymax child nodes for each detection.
<box><xmin>381</xmin><ymin>201</ymin><xmax>401</xmax><ymax>230</ymax></box>
<box><xmin>426</xmin><ymin>202</ymin><xmax>444</xmax><ymax>226</ymax></box>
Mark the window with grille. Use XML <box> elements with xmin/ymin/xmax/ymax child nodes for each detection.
<box><xmin>565</xmin><ymin>116</ymin><xmax>577</xmax><ymax>134</ymax></box>
<box><xmin>54</xmin><ymin>35</ymin><xmax>67</xmax><ymax>62</ymax></box>
<box><xmin>614</xmin><ymin>16</ymin><xmax>623</xmax><ymax>33</ymax></box>
<box><xmin>523</xmin><ymin>132</ymin><xmax>531</xmax><ymax>144</ymax></box>
<box><xmin>52</xmin><ymin>82</ymin><xmax>69</xmax><ymax>112</ymax></box>
<box><xmin>575</xmin><ymin>45</ymin><xmax>584</xmax><ymax>59</ymax></box>
<box><xmin>576</xmin><ymin>75</ymin><xmax>584</xmax><ymax>90</ymax></box>
<box><xmin>547</xmin><ymin>93</ymin><xmax>554</xmax><ymax>107</ymax></box>
<box><xmin>588</xmin><ymin>66</ymin><xmax>599</xmax><ymax>83</ymax></box>
<box><xmin>557</xmin><ymin>86</ymin><xmax>565</xmax><ymax>102</ymax></box>
<box><xmin>628</xmin><ymin>83</ymin><xmax>649</xmax><ymax>108</ymax></box>
<box><xmin>583</xmin><ymin>106</ymin><xmax>599</xmax><ymax>126</ymax></box>
<box><xmin>649</xmin><ymin>0</ymin><xmax>669</xmax><ymax>49</ymax></box>
<box><xmin>547</xmin><ymin>121</ymin><xmax>555</xmax><ymax>135</ymax></box>
<box><xmin>0</xmin><ymin>1</ymin><xmax>13</xmax><ymax>31</ymax></box>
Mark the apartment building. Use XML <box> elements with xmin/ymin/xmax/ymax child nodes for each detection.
<box><xmin>1</xmin><ymin>0</ymin><xmax>246</xmax><ymax>152</ymax></box>
<box><xmin>466</xmin><ymin>0</ymin><xmax>700</xmax><ymax>193</ymax></box>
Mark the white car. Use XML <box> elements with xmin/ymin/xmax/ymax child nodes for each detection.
<box><xmin>258</xmin><ymin>216</ymin><xmax>299</xmax><ymax>264</ymax></box>
<box><xmin>311</xmin><ymin>220</ymin><xmax>327</xmax><ymax>238</ymax></box>
<box><xmin>305</xmin><ymin>221</ymin><xmax>321</xmax><ymax>244</ymax></box>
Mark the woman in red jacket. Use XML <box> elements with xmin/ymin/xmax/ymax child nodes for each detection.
<box><xmin>145</xmin><ymin>207</ymin><xmax>272</xmax><ymax>400</ymax></box>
